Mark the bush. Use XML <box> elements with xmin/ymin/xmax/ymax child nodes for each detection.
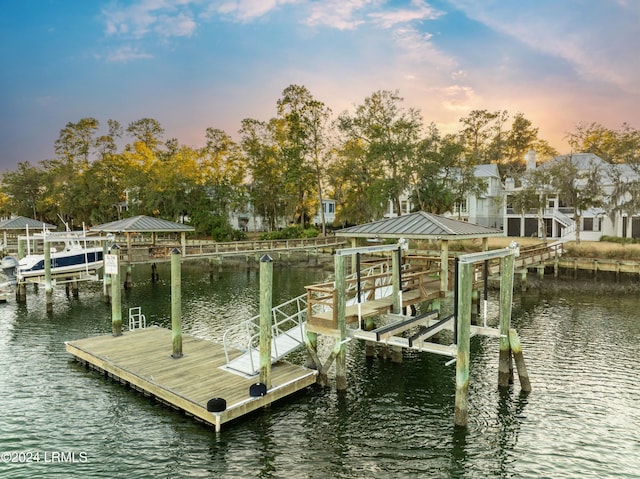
<box><xmin>259</xmin><ymin>225</ymin><xmax>319</xmax><ymax>240</ymax></box>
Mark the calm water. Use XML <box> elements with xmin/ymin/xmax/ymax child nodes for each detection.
<box><xmin>0</xmin><ymin>261</ymin><xmax>638</xmax><ymax>478</ymax></box>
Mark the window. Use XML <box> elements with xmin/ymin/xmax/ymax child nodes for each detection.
<box><xmin>583</xmin><ymin>218</ymin><xmax>594</xmax><ymax>231</ymax></box>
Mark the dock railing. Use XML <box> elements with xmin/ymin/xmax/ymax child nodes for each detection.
<box><xmin>304</xmin><ymin>261</ymin><xmax>432</xmax><ymax>329</ymax></box>
<box><xmin>222</xmin><ymin>293</ymin><xmax>309</xmax><ymax>373</ymax></box>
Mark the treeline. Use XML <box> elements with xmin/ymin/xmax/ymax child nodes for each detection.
<box><xmin>1</xmin><ymin>84</ymin><xmax>637</xmax><ymax>239</ymax></box>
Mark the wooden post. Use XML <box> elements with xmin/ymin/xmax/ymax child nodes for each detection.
<box><xmin>102</xmin><ymin>241</ymin><xmax>111</xmax><ymax>302</ymax></box>
<box><xmin>16</xmin><ymin>282</ymin><xmax>26</xmax><ymax>303</ymax></box>
<box><xmin>110</xmin><ymin>244</ymin><xmax>122</xmax><ymax>336</ymax></box>
<box><xmin>259</xmin><ymin>254</ymin><xmax>273</xmax><ymax>389</ymax></box>
<box><xmin>350</xmin><ymin>237</ymin><xmax>357</xmax><ymax>273</ymax></box>
<box><xmin>335</xmin><ymin>253</ymin><xmax>347</xmax><ymax>390</ymax></box>
<box><xmin>508</xmin><ymin>329</ymin><xmax>531</xmax><ymax>392</ymax></box>
<box><xmin>305</xmin><ymin>330</ymin><xmax>318</xmax><ymax>369</ymax></box>
<box><xmin>498</xmin><ymin>253</ymin><xmax>515</xmax><ymax>388</ymax></box>
<box><xmin>440</xmin><ymin>239</ymin><xmax>449</xmax><ymax>294</ymax></box>
<box><xmin>171</xmin><ymin>248</ymin><xmax>183</xmax><ymax>358</ymax></box>
<box><xmin>392</xmin><ymin>247</ymin><xmax>401</xmax><ymax>314</ymax></box>
<box><xmin>124</xmin><ymin>264</ymin><xmax>133</xmax><ymax>289</ymax></box>
<box><xmin>44</xmin><ymin>240</ymin><xmax>52</xmax><ymax>313</ymax></box>
<box><xmin>454</xmin><ymin>261</ymin><xmax>472</xmax><ymax>427</ymax></box>
<box><xmin>471</xmin><ymin>289</ymin><xmax>479</xmax><ymax>325</ymax></box>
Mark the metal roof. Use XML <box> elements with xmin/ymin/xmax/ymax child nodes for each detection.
<box><xmin>335</xmin><ymin>211</ymin><xmax>503</xmax><ymax>240</ymax></box>
<box><xmin>90</xmin><ymin>215</ymin><xmax>195</xmax><ymax>233</ymax></box>
<box><xmin>0</xmin><ymin>216</ymin><xmax>57</xmax><ymax>231</ymax></box>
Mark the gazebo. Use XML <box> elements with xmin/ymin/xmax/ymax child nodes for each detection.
<box><xmin>90</xmin><ymin>215</ymin><xmax>195</xmax><ymax>257</ymax></box>
<box><xmin>0</xmin><ymin>216</ymin><xmax>57</xmax><ymax>253</ymax></box>
<box><xmin>334</xmin><ymin>211</ymin><xmax>503</xmax><ymax>292</ymax></box>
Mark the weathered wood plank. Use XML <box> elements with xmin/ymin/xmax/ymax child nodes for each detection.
<box><xmin>65</xmin><ymin>327</ymin><xmax>316</xmax><ymax>432</ymax></box>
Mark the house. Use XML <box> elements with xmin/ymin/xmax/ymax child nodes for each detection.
<box><xmin>312</xmin><ymin>198</ymin><xmax>336</xmax><ymax>227</ymax></box>
<box><xmin>229</xmin><ymin>198</ymin><xmax>336</xmax><ymax>233</ymax></box>
<box><xmin>503</xmin><ymin>152</ymin><xmax>640</xmax><ymax>241</ymax></box>
<box><xmin>385</xmin><ymin>164</ymin><xmax>504</xmax><ymax>230</ymax></box>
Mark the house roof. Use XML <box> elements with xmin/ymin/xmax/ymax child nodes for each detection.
<box><xmin>0</xmin><ymin>216</ymin><xmax>57</xmax><ymax>231</ymax></box>
<box><xmin>335</xmin><ymin>211</ymin><xmax>503</xmax><ymax>240</ymax></box>
<box><xmin>474</xmin><ymin>163</ymin><xmax>501</xmax><ymax>178</ymax></box>
<box><xmin>90</xmin><ymin>215</ymin><xmax>195</xmax><ymax>233</ymax></box>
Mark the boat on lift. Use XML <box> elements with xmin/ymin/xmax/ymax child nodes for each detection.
<box><xmin>8</xmin><ymin>223</ymin><xmax>105</xmax><ymax>282</ymax></box>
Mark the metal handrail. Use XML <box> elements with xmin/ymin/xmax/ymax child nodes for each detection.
<box><xmin>222</xmin><ymin>294</ymin><xmax>309</xmax><ymax>370</ymax></box>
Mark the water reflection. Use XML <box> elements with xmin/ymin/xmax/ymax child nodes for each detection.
<box><xmin>1</xmin><ymin>264</ymin><xmax>640</xmax><ymax>478</ymax></box>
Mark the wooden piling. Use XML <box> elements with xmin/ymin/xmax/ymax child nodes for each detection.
<box><xmin>170</xmin><ymin>248</ymin><xmax>183</xmax><ymax>358</ymax></box>
<box><xmin>508</xmin><ymin>329</ymin><xmax>531</xmax><ymax>392</ymax></box>
<box><xmin>392</xmin><ymin>247</ymin><xmax>401</xmax><ymax>314</ymax></box>
<box><xmin>102</xmin><ymin>241</ymin><xmax>111</xmax><ymax>302</ymax></box>
<box><xmin>125</xmin><ymin>265</ymin><xmax>133</xmax><ymax>289</ymax></box>
<box><xmin>44</xmin><ymin>240</ymin><xmax>52</xmax><ymax>313</ymax></box>
<box><xmin>334</xmin><ymin>253</ymin><xmax>347</xmax><ymax>390</ymax></box>
<box><xmin>259</xmin><ymin>254</ymin><xmax>273</xmax><ymax>389</ymax></box>
<box><xmin>305</xmin><ymin>330</ymin><xmax>318</xmax><ymax>369</ymax></box>
<box><xmin>440</xmin><ymin>239</ymin><xmax>449</xmax><ymax>294</ymax></box>
<box><xmin>16</xmin><ymin>282</ymin><xmax>26</xmax><ymax>303</ymax></box>
<box><xmin>18</xmin><ymin>238</ymin><xmax>25</xmax><ymax>260</ymax></box>
<box><xmin>110</xmin><ymin>245</ymin><xmax>122</xmax><ymax>336</ymax></box>
<box><xmin>498</xmin><ymin>253</ymin><xmax>515</xmax><ymax>388</ymax></box>
<box><xmin>454</xmin><ymin>261</ymin><xmax>472</xmax><ymax>427</ymax></box>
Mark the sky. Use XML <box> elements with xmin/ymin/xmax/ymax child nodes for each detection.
<box><xmin>1</xmin><ymin>0</ymin><xmax>639</xmax><ymax>172</ymax></box>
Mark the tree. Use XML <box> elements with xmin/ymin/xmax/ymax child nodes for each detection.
<box><xmin>277</xmin><ymin>84</ymin><xmax>330</xmax><ymax>229</ymax></box>
<box><xmin>458</xmin><ymin>110</ymin><xmax>554</xmax><ymax>179</ymax></box>
<box><xmin>410</xmin><ymin>128</ymin><xmax>486</xmax><ymax>218</ymax></box>
<box><xmin>336</xmin><ymin>90</ymin><xmax>422</xmax><ymax>217</ymax></box>
<box><xmin>328</xmin><ymin>138</ymin><xmax>387</xmax><ymax>224</ymax></box>
<box><xmin>566</xmin><ymin>122</ymin><xmax>640</xmax><ymax>164</ymax></box>
<box><xmin>458</xmin><ymin>109</ymin><xmax>501</xmax><ymax>164</ymax></box>
<box><xmin>502</xmin><ymin>113</ymin><xmax>540</xmax><ymax>177</ymax></box>
<box><xmin>240</xmin><ymin>118</ymin><xmax>288</xmax><ymax>230</ymax></box>
<box><xmin>126</xmin><ymin>118</ymin><xmax>164</xmax><ymax>152</ymax></box>
<box><xmin>549</xmin><ymin>155</ymin><xmax>604</xmax><ymax>244</ymax></box>
<box><xmin>54</xmin><ymin>117</ymin><xmax>100</xmax><ymax>168</ymax></box>
<box><xmin>1</xmin><ymin>161</ymin><xmax>47</xmax><ymax>219</ymax></box>
<box><xmin>410</xmin><ymin>128</ymin><xmax>460</xmax><ymax>214</ymax></box>
<box><xmin>510</xmin><ymin>167</ymin><xmax>553</xmax><ymax>240</ymax></box>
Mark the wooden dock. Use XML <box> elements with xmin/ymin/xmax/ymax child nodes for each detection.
<box><xmin>65</xmin><ymin>327</ymin><xmax>317</xmax><ymax>432</ymax></box>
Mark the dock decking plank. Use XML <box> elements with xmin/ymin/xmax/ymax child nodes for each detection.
<box><xmin>65</xmin><ymin>327</ymin><xmax>317</xmax><ymax>431</ymax></box>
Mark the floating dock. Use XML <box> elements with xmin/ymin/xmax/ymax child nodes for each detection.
<box><xmin>65</xmin><ymin>327</ymin><xmax>317</xmax><ymax>432</ymax></box>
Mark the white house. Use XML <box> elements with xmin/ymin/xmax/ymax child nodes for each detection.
<box><xmin>229</xmin><ymin>198</ymin><xmax>336</xmax><ymax>233</ymax></box>
<box><xmin>503</xmin><ymin>152</ymin><xmax>640</xmax><ymax>241</ymax></box>
<box><xmin>385</xmin><ymin>164</ymin><xmax>504</xmax><ymax>230</ymax></box>
<box><xmin>312</xmin><ymin>198</ymin><xmax>336</xmax><ymax>226</ymax></box>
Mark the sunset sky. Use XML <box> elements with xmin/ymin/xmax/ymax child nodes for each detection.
<box><xmin>1</xmin><ymin>0</ymin><xmax>638</xmax><ymax>171</ymax></box>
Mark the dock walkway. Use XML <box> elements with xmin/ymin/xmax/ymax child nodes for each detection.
<box><xmin>65</xmin><ymin>327</ymin><xmax>317</xmax><ymax>432</ymax></box>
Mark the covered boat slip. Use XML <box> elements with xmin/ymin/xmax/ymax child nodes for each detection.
<box><xmin>65</xmin><ymin>327</ymin><xmax>317</xmax><ymax>432</ymax></box>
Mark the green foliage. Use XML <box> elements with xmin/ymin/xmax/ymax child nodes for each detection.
<box><xmin>190</xmin><ymin>211</ymin><xmax>245</xmax><ymax>241</ymax></box>
<box><xmin>259</xmin><ymin>225</ymin><xmax>319</xmax><ymax>240</ymax></box>
<box><xmin>600</xmin><ymin>235</ymin><xmax>640</xmax><ymax>245</ymax></box>
<box><xmin>10</xmin><ymin>88</ymin><xmax>640</xmax><ymax>244</ymax></box>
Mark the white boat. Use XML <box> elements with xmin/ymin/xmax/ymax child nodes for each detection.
<box><xmin>15</xmin><ymin>232</ymin><xmax>104</xmax><ymax>281</ymax></box>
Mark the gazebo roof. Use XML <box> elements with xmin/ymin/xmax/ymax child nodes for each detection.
<box><xmin>0</xmin><ymin>216</ymin><xmax>57</xmax><ymax>231</ymax></box>
<box><xmin>335</xmin><ymin>211</ymin><xmax>502</xmax><ymax>241</ymax></box>
<box><xmin>90</xmin><ymin>215</ymin><xmax>195</xmax><ymax>233</ymax></box>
